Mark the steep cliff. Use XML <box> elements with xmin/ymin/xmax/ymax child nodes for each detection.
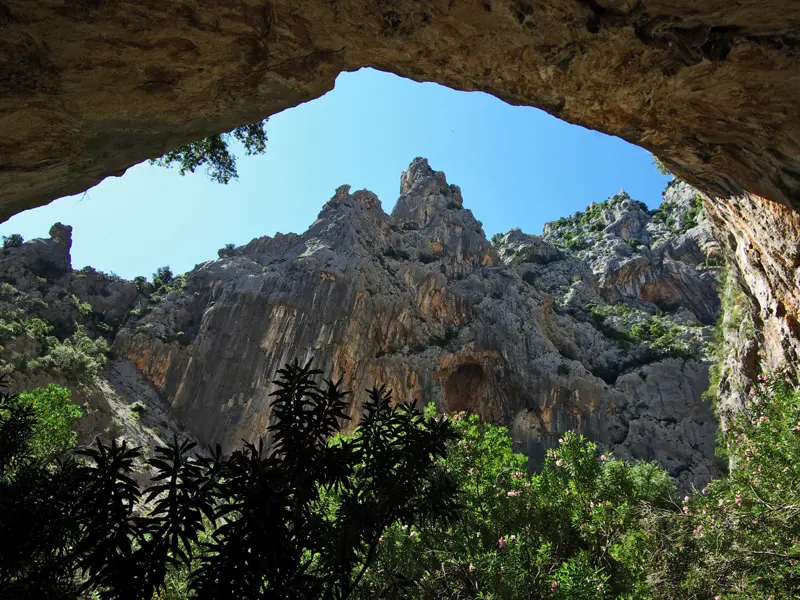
<box><xmin>0</xmin><ymin>160</ymin><xmax>725</xmax><ymax>488</ymax></box>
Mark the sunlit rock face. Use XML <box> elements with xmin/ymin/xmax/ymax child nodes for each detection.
<box><xmin>111</xmin><ymin>159</ymin><xmax>724</xmax><ymax>489</ymax></box>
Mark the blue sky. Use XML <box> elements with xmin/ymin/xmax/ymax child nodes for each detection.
<box><xmin>2</xmin><ymin>68</ymin><xmax>670</xmax><ymax>280</ymax></box>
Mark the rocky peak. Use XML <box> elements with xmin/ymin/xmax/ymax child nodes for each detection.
<box><xmin>1</xmin><ymin>162</ymin><xmax>728</xmax><ymax>490</ymax></box>
<box><xmin>540</xmin><ymin>181</ymin><xmax>722</xmax><ymax>324</ymax></box>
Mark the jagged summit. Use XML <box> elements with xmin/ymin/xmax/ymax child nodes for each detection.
<box><xmin>1</xmin><ymin>166</ymin><xmax>725</xmax><ymax>490</ymax></box>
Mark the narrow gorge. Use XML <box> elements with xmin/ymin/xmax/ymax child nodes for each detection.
<box><xmin>1</xmin><ymin>158</ymin><xmax>728</xmax><ymax>489</ymax></box>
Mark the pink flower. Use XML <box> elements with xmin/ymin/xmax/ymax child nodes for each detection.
<box><xmin>551</xmin><ymin>581</ymin><xmax>560</xmax><ymax>591</ymax></box>
<box><xmin>510</xmin><ymin>535</ymin><xmax>517</xmax><ymax>541</ymax></box>
<box><xmin>693</xmin><ymin>525</ymin><xmax>703</xmax><ymax>536</ymax></box>
<box><xmin>512</xmin><ymin>471</ymin><xmax>524</xmax><ymax>479</ymax></box>
<box><xmin>590</xmin><ymin>501</ymin><xmax>595</xmax><ymax>508</ymax></box>
<box><xmin>498</xmin><ymin>537</ymin><xmax>507</xmax><ymax>549</ymax></box>
<box><xmin>683</xmin><ymin>506</ymin><xmax>689</xmax><ymax>515</ymax></box>
<box><xmin>795</xmin><ymin>421</ymin><xmax>800</xmax><ymax>431</ymax></box>
<box><xmin>558</xmin><ymin>438</ymin><xmax>564</xmax><ymax>444</ymax></box>
<box><xmin>600</xmin><ymin>455</ymin><xmax>607</xmax><ymax>461</ymax></box>
<box><xmin>507</xmin><ymin>490</ymin><xmax>521</xmax><ymax>497</ymax></box>
<box><xmin>468</xmin><ymin>563</ymin><xmax>474</xmax><ymax>571</ymax></box>
<box><xmin>556</xmin><ymin>459</ymin><xmax>564</xmax><ymax>467</ymax></box>
<box><xmin>683</xmin><ymin>496</ymin><xmax>689</xmax><ymax>503</ymax></box>
<box><xmin>410</xmin><ymin>531</ymin><xmax>418</xmax><ymax>537</ymax></box>
<box><xmin>735</xmin><ymin>495</ymin><xmax>742</xmax><ymax>505</ymax></box>
<box><xmin>715</xmin><ymin>596</ymin><xmax>721</xmax><ymax>600</ymax></box>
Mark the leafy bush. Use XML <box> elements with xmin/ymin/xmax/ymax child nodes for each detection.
<box><xmin>152</xmin><ymin>265</ymin><xmax>174</xmax><ymax>289</ymax></box>
<box><xmin>648</xmin><ymin>372</ymin><xmax>800</xmax><ymax>598</ymax></box>
<box><xmin>2</xmin><ymin>233</ymin><xmax>24</xmax><ymax>248</ymax></box>
<box><xmin>652</xmin><ymin>155</ymin><xmax>671</xmax><ymax>176</ymax></box>
<box><xmin>357</xmin><ymin>410</ymin><xmax>674</xmax><ymax>599</ymax></box>
<box><xmin>16</xmin><ymin>385</ymin><xmax>82</xmax><ymax>465</ymax></box>
<box><xmin>72</xmin><ymin>294</ymin><xmax>92</xmax><ymax>317</ymax></box>
<box><xmin>29</xmin><ymin>326</ymin><xmax>110</xmax><ymax>386</ymax></box>
<box><xmin>1</xmin><ymin>361</ymin><xmax>461</xmax><ymax>600</ymax></box>
<box><xmin>490</xmin><ymin>233</ymin><xmax>505</xmax><ymax>247</ymax></box>
<box><xmin>133</xmin><ymin>276</ymin><xmax>149</xmax><ymax>294</ymax></box>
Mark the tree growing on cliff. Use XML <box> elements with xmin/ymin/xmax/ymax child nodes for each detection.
<box><xmin>150</xmin><ymin>120</ymin><xmax>268</xmax><ymax>184</ymax></box>
<box><xmin>2</xmin><ymin>234</ymin><xmax>24</xmax><ymax>249</ymax></box>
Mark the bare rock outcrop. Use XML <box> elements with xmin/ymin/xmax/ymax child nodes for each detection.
<box><xmin>103</xmin><ymin>159</ymin><xmax>723</xmax><ymax>489</ymax></box>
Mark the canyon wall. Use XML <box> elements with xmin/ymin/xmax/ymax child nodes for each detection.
<box><xmin>0</xmin><ymin>159</ymin><xmax>726</xmax><ymax>488</ymax></box>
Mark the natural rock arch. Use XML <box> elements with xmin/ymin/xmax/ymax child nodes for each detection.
<box><xmin>1</xmin><ymin>0</ymin><xmax>799</xmax><ymax>220</ymax></box>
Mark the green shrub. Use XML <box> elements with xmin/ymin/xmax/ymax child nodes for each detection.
<box><xmin>16</xmin><ymin>385</ymin><xmax>82</xmax><ymax>464</ymax></box>
<box><xmin>491</xmin><ymin>233</ymin><xmax>505</xmax><ymax>247</ymax></box>
<box><xmin>72</xmin><ymin>294</ymin><xmax>92</xmax><ymax>317</ymax></box>
<box><xmin>357</xmin><ymin>411</ymin><xmax>674</xmax><ymax>599</ymax></box>
<box><xmin>1</xmin><ymin>361</ymin><xmax>460</xmax><ymax>600</ymax></box>
<box><xmin>652</xmin><ymin>372</ymin><xmax>800</xmax><ymax>598</ymax></box>
<box><xmin>2</xmin><ymin>233</ymin><xmax>24</xmax><ymax>248</ymax></box>
<box><xmin>29</xmin><ymin>326</ymin><xmax>110</xmax><ymax>386</ymax></box>
<box><xmin>152</xmin><ymin>265</ymin><xmax>174</xmax><ymax>289</ymax></box>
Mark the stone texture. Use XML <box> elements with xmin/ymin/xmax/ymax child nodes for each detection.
<box><xmin>1</xmin><ymin>0</ymin><xmax>800</xmax><ymax>221</ymax></box>
<box><xmin>705</xmin><ymin>191</ymin><xmax>800</xmax><ymax>419</ymax></box>
<box><xmin>105</xmin><ymin>159</ymin><xmax>723</xmax><ymax>489</ymax></box>
<box><xmin>0</xmin><ymin>227</ymin><xmax>190</xmax><ymax>471</ymax></box>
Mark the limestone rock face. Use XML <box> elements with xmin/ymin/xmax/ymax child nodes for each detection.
<box><xmin>0</xmin><ymin>227</ymin><xmax>189</xmax><ymax>468</ymax></box>
<box><xmin>542</xmin><ymin>181</ymin><xmax>722</xmax><ymax>324</ymax></box>
<box><xmin>705</xmin><ymin>192</ymin><xmax>800</xmax><ymax>420</ymax></box>
<box><xmin>104</xmin><ymin>159</ymin><xmax>723</xmax><ymax>489</ymax></box>
<box><xmin>2</xmin><ymin>0</ymin><xmax>800</xmax><ymax>220</ymax></box>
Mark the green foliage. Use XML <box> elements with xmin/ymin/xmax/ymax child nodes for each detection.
<box><xmin>651</xmin><ymin>201</ymin><xmax>677</xmax><ymax>232</ymax></box>
<box><xmin>16</xmin><ymin>385</ymin><xmax>82</xmax><ymax>465</ymax></box>
<box><xmin>704</xmin><ymin>268</ymin><xmax>755</xmax><ymax>406</ymax></box>
<box><xmin>651</xmin><ymin>372</ymin><xmax>800</xmax><ymax>599</ymax></box>
<box><xmin>72</xmin><ymin>293</ymin><xmax>93</xmax><ymax>317</ymax></box>
<box><xmin>629</xmin><ymin>237</ymin><xmax>641</xmax><ymax>251</ymax></box>
<box><xmin>29</xmin><ymin>326</ymin><xmax>110</xmax><ymax>386</ymax></box>
<box><xmin>589</xmin><ymin>304</ymin><xmax>702</xmax><ymax>361</ymax></box>
<box><xmin>2</xmin><ymin>233</ymin><xmax>24</xmax><ymax>248</ymax></box>
<box><xmin>133</xmin><ymin>276</ymin><xmax>149</xmax><ymax>294</ymax></box>
<box><xmin>150</xmin><ymin>120</ymin><xmax>268</xmax><ymax>184</ymax></box>
<box><xmin>129</xmin><ymin>401</ymin><xmax>147</xmax><ymax>418</ymax></box>
<box><xmin>357</xmin><ymin>412</ymin><xmax>674</xmax><ymax>599</ymax></box>
<box><xmin>1</xmin><ymin>361</ymin><xmax>460</xmax><ymax>600</ymax></box>
<box><xmin>491</xmin><ymin>233</ymin><xmax>505</xmax><ymax>247</ymax></box>
<box><xmin>152</xmin><ymin>265</ymin><xmax>174</xmax><ymax>289</ymax></box>
<box><xmin>682</xmin><ymin>195</ymin><xmax>704</xmax><ymax>231</ymax></box>
<box><xmin>652</xmin><ymin>155</ymin><xmax>671</xmax><ymax>176</ymax></box>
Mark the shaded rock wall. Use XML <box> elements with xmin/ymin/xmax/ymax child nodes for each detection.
<box><xmin>2</xmin><ymin>0</ymin><xmax>800</xmax><ymax>219</ymax></box>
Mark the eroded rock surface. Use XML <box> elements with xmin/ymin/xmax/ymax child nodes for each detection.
<box><xmin>57</xmin><ymin>158</ymin><xmax>720</xmax><ymax>489</ymax></box>
<box><xmin>2</xmin><ymin>0</ymin><xmax>800</xmax><ymax>220</ymax></box>
<box><xmin>1</xmin><ymin>159</ymin><xmax>727</xmax><ymax>488</ymax></box>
